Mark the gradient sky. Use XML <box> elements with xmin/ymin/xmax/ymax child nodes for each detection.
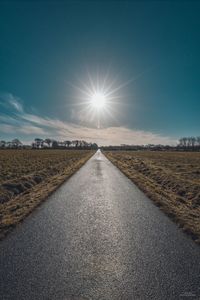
<box><xmin>0</xmin><ymin>0</ymin><xmax>199</xmax><ymax>145</ymax></box>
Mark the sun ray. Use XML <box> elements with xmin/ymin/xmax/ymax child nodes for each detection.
<box><xmin>86</xmin><ymin>69</ymin><xmax>96</xmax><ymax>95</ymax></box>
<box><xmin>69</xmin><ymin>67</ymin><xmax>150</xmax><ymax>129</ymax></box>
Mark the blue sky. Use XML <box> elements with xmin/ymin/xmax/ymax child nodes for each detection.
<box><xmin>0</xmin><ymin>0</ymin><xmax>199</xmax><ymax>145</ymax></box>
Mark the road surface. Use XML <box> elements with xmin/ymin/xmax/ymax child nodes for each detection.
<box><xmin>0</xmin><ymin>150</ymin><xmax>200</xmax><ymax>300</ymax></box>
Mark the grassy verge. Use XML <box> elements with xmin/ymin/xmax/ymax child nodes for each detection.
<box><xmin>0</xmin><ymin>150</ymin><xmax>94</xmax><ymax>240</ymax></box>
<box><xmin>104</xmin><ymin>151</ymin><xmax>200</xmax><ymax>243</ymax></box>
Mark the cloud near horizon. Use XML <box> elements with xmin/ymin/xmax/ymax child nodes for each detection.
<box><xmin>0</xmin><ymin>93</ymin><xmax>177</xmax><ymax>146</ymax></box>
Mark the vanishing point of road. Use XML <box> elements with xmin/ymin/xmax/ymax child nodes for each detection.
<box><xmin>0</xmin><ymin>151</ymin><xmax>200</xmax><ymax>300</ymax></box>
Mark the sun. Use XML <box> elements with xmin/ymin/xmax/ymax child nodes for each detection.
<box><xmin>90</xmin><ymin>92</ymin><xmax>106</xmax><ymax>109</ymax></box>
<box><xmin>70</xmin><ymin>70</ymin><xmax>124</xmax><ymax>128</ymax></box>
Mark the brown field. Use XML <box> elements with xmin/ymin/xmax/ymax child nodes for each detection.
<box><xmin>0</xmin><ymin>149</ymin><xmax>94</xmax><ymax>239</ymax></box>
<box><xmin>104</xmin><ymin>151</ymin><xmax>200</xmax><ymax>243</ymax></box>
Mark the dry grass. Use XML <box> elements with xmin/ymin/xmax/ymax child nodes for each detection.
<box><xmin>104</xmin><ymin>151</ymin><xmax>200</xmax><ymax>243</ymax></box>
<box><xmin>0</xmin><ymin>149</ymin><xmax>94</xmax><ymax>239</ymax></box>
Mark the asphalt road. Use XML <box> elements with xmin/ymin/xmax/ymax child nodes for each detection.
<box><xmin>0</xmin><ymin>150</ymin><xmax>200</xmax><ymax>300</ymax></box>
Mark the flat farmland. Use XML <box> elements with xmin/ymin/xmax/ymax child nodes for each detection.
<box><xmin>0</xmin><ymin>149</ymin><xmax>94</xmax><ymax>239</ymax></box>
<box><xmin>104</xmin><ymin>151</ymin><xmax>200</xmax><ymax>242</ymax></box>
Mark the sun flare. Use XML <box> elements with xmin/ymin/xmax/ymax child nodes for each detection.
<box><xmin>90</xmin><ymin>92</ymin><xmax>106</xmax><ymax>109</ymax></box>
<box><xmin>70</xmin><ymin>70</ymin><xmax>125</xmax><ymax>128</ymax></box>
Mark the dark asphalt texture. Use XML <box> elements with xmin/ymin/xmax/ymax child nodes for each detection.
<box><xmin>0</xmin><ymin>150</ymin><xmax>200</xmax><ymax>300</ymax></box>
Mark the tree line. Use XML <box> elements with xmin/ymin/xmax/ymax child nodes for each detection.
<box><xmin>102</xmin><ymin>136</ymin><xmax>200</xmax><ymax>152</ymax></box>
<box><xmin>0</xmin><ymin>139</ymin><xmax>23</xmax><ymax>149</ymax></box>
<box><xmin>1</xmin><ymin>136</ymin><xmax>200</xmax><ymax>151</ymax></box>
<box><xmin>178</xmin><ymin>136</ymin><xmax>200</xmax><ymax>149</ymax></box>
<box><xmin>32</xmin><ymin>138</ymin><xmax>98</xmax><ymax>149</ymax></box>
<box><xmin>0</xmin><ymin>138</ymin><xmax>98</xmax><ymax>149</ymax></box>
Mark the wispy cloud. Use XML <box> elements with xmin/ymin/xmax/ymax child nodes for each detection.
<box><xmin>0</xmin><ymin>124</ymin><xmax>45</xmax><ymax>135</ymax></box>
<box><xmin>0</xmin><ymin>93</ymin><xmax>23</xmax><ymax>113</ymax></box>
<box><xmin>9</xmin><ymin>97</ymin><xmax>23</xmax><ymax>113</ymax></box>
<box><xmin>0</xmin><ymin>93</ymin><xmax>177</xmax><ymax>145</ymax></box>
<box><xmin>18</xmin><ymin>112</ymin><xmax>175</xmax><ymax>145</ymax></box>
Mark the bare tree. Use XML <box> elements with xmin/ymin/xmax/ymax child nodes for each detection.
<box><xmin>0</xmin><ymin>140</ymin><xmax>6</xmax><ymax>148</ymax></box>
<box><xmin>72</xmin><ymin>140</ymin><xmax>79</xmax><ymax>147</ymax></box>
<box><xmin>182</xmin><ymin>137</ymin><xmax>187</xmax><ymax>147</ymax></box>
<box><xmin>34</xmin><ymin>138</ymin><xmax>43</xmax><ymax>149</ymax></box>
<box><xmin>44</xmin><ymin>138</ymin><xmax>52</xmax><ymax>148</ymax></box>
<box><xmin>179</xmin><ymin>138</ymin><xmax>184</xmax><ymax>147</ymax></box>
<box><xmin>82</xmin><ymin>140</ymin><xmax>88</xmax><ymax>147</ymax></box>
<box><xmin>52</xmin><ymin>140</ymin><xmax>58</xmax><ymax>148</ymax></box>
<box><xmin>64</xmin><ymin>140</ymin><xmax>71</xmax><ymax>147</ymax></box>
<box><xmin>12</xmin><ymin>139</ymin><xmax>22</xmax><ymax>148</ymax></box>
<box><xmin>191</xmin><ymin>137</ymin><xmax>196</xmax><ymax>148</ymax></box>
<box><xmin>196</xmin><ymin>136</ymin><xmax>200</xmax><ymax>146</ymax></box>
